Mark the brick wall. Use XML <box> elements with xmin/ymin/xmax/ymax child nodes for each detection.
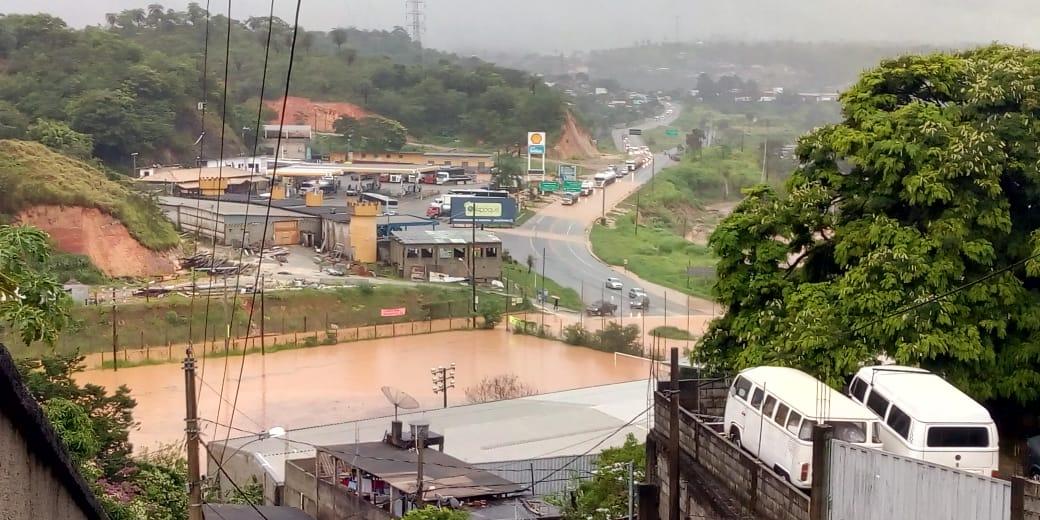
<box><xmin>1015</xmin><ymin>477</ymin><xmax>1040</xmax><ymax>520</ymax></box>
<box><xmin>654</xmin><ymin>392</ymin><xmax>810</xmax><ymax>520</ymax></box>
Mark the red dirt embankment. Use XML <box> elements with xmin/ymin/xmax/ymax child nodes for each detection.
<box><xmin>18</xmin><ymin>206</ymin><xmax>178</xmax><ymax>278</ymax></box>
<box><xmin>552</xmin><ymin>111</ymin><xmax>598</xmax><ymax>160</ymax></box>
<box><xmin>265</xmin><ymin>96</ymin><xmax>370</xmax><ymax>133</ymax></box>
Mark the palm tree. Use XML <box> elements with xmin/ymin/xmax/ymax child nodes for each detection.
<box><xmin>146</xmin><ymin>4</ymin><xmax>165</xmax><ymax>28</ymax></box>
<box><xmin>104</xmin><ymin>13</ymin><xmax>118</xmax><ymax>28</ymax></box>
<box><xmin>128</xmin><ymin>9</ymin><xmax>146</xmax><ymax>28</ymax></box>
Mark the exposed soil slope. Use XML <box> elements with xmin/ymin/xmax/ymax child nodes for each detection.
<box><xmin>19</xmin><ymin>206</ymin><xmax>178</xmax><ymax>278</ymax></box>
<box><xmin>552</xmin><ymin>112</ymin><xmax>598</xmax><ymax>160</ymax></box>
<box><xmin>265</xmin><ymin>96</ymin><xmax>370</xmax><ymax>133</ymax></box>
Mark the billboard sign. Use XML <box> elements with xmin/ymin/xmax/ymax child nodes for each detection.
<box><xmin>563</xmin><ymin>180</ymin><xmax>583</xmax><ymax>192</ymax></box>
<box><xmin>380</xmin><ymin>307</ymin><xmax>407</xmax><ymax>317</ymax></box>
<box><xmin>527</xmin><ymin>131</ymin><xmax>546</xmax><ymax>147</ymax></box>
<box><xmin>528</xmin><ymin>144</ymin><xmax>545</xmax><ymax>154</ymax></box>
<box><xmin>539</xmin><ymin>181</ymin><xmax>559</xmax><ymax>192</ymax></box>
<box><xmin>449</xmin><ymin>196</ymin><xmax>518</xmax><ymax>225</ymax></box>
<box><xmin>558</xmin><ymin>164</ymin><xmax>578</xmax><ymax>181</ymax></box>
<box><xmin>628</xmin><ymin>128</ymin><xmax>642</xmax><ymax>136</ymax></box>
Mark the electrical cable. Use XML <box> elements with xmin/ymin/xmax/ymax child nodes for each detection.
<box><xmin>220</xmin><ymin>0</ymin><xmax>305</xmax><ymax>465</ymax></box>
<box><xmin>200</xmin><ymin>438</ymin><xmax>273</xmax><ymax>520</ymax></box>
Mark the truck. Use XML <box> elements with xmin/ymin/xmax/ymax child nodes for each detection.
<box><xmin>435</xmin><ymin>168</ymin><xmax>475</xmax><ymax>185</ymax></box>
<box><xmin>593</xmin><ymin>171</ymin><xmax>616</xmax><ymax>188</ymax></box>
<box><xmin>585</xmin><ymin>300</ymin><xmax>617</xmax><ymax>316</ymax></box>
<box><xmin>580</xmin><ymin>180</ymin><xmax>594</xmax><ymax>196</ymax></box>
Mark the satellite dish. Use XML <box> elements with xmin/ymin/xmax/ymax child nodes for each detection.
<box><xmin>381</xmin><ymin>386</ymin><xmax>419</xmax><ymax>420</ymax></box>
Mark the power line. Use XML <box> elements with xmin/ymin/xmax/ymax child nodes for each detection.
<box><xmin>200</xmin><ymin>438</ymin><xmax>272</xmax><ymax>520</ymax></box>
<box><xmin>190</xmin><ymin>0</ymin><xmax>214</xmax><ymax>407</ymax></box>
<box><xmin>220</xmin><ymin>0</ymin><xmax>305</xmax><ymax>463</ymax></box>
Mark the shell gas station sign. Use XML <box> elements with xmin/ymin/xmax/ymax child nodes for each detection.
<box><xmin>527</xmin><ymin>131</ymin><xmax>547</xmax><ymax>175</ymax></box>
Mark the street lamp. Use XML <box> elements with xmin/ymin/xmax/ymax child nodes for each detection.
<box><xmin>218</xmin><ymin>425</ymin><xmax>287</xmax><ymax>462</ymax></box>
<box><xmin>130</xmin><ymin>152</ymin><xmax>139</xmax><ymax>178</ymax></box>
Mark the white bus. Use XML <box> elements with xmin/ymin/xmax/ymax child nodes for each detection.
<box><xmin>847</xmin><ymin>366</ymin><xmax>999</xmax><ymax>476</ymax></box>
<box><xmin>360</xmin><ymin>192</ymin><xmax>399</xmax><ymax>215</ymax></box>
<box><xmin>724</xmin><ymin>366</ymin><xmax>883</xmax><ymax>489</ymax></box>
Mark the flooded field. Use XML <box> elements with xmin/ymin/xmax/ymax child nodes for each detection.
<box><xmin>77</xmin><ymin>329</ymin><xmax>651</xmax><ymax>450</ymax></box>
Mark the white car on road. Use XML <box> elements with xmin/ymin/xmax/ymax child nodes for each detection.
<box><xmin>605</xmin><ymin>277</ymin><xmax>623</xmax><ymax>290</ymax></box>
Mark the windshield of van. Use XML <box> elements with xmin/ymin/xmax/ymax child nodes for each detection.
<box><xmin>825</xmin><ymin>421</ymin><xmax>869</xmax><ymax>443</ymax></box>
<box><xmin>926</xmin><ymin>427</ymin><xmax>990</xmax><ymax>448</ymax></box>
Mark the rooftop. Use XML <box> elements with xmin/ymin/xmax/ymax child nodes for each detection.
<box><xmin>392</xmin><ymin>229</ymin><xmax>501</xmax><ymax>245</ymax></box>
<box><xmin>856</xmin><ymin>366</ymin><xmax>993</xmax><ymax>424</ymax></box>
<box><xmin>203</xmin><ymin>504</ymin><xmax>313</xmax><ymax>520</ymax></box>
<box><xmin>323</xmin><ymin>442</ymin><xmax>525</xmax><ymax>499</ymax></box>
<box><xmin>423</xmin><ymin>152</ymin><xmax>494</xmax><ymax>158</ymax></box>
<box><xmin>213</xmin><ymin>380</ymin><xmax>649</xmax><ymax>484</ymax></box>
<box><xmin>137</xmin><ymin>167</ymin><xmax>258</xmax><ymax>184</ymax></box>
<box><xmin>158</xmin><ymin>196</ymin><xmax>320</xmax><ymax>220</ymax></box>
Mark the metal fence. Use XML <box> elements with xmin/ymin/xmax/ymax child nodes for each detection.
<box><xmin>828</xmin><ymin>439</ymin><xmax>1011</xmax><ymax>520</ymax></box>
<box><xmin>474</xmin><ymin>454</ymin><xmax>599</xmax><ymax>498</ymax></box>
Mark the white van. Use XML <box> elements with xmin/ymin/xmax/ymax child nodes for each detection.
<box><xmin>847</xmin><ymin>366</ymin><xmax>999</xmax><ymax>476</ymax></box>
<box><xmin>724</xmin><ymin>366</ymin><xmax>883</xmax><ymax>489</ymax></box>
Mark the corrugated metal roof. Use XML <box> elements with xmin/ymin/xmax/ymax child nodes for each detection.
<box><xmin>212</xmin><ymin>380</ymin><xmax>650</xmax><ymax>484</ymax></box>
<box><xmin>137</xmin><ymin>167</ymin><xmax>257</xmax><ymax>184</ymax></box>
<box><xmin>392</xmin><ymin>229</ymin><xmax>501</xmax><ymax>245</ymax></box>
<box><xmin>158</xmin><ymin>196</ymin><xmax>320</xmax><ymax>219</ymax></box>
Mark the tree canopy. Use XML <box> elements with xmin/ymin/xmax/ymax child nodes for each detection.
<box><xmin>698</xmin><ymin>45</ymin><xmax>1040</xmax><ymax>404</ymax></box>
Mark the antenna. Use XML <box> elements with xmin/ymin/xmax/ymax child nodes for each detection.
<box><xmin>381</xmin><ymin>385</ymin><xmax>420</xmax><ymax>420</ymax></box>
<box><xmin>405</xmin><ymin>0</ymin><xmax>425</xmax><ymax>47</ymax></box>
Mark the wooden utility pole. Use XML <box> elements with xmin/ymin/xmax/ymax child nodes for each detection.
<box><xmin>260</xmin><ymin>275</ymin><xmax>266</xmax><ymax>355</ymax></box>
<box><xmin>111</xmin><ymin>304</ymin><xmax>118</xmax><ymax>371</ymax></box>
<box><xmin>668</xmin><ymin>347</ymin><xmax>680</xmax><ymax>520</ymax></box>
<box><xmin>183</xmin><ymin>349</ymin><xmax>203</xmax><ymax>520</ymax></box>
<box><xmin>809</xmin><ymin>424</ymin><xmax>834</xmax><ymax>520</ymax></box>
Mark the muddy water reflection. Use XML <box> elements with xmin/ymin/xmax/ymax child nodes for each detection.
<box><xmin>77</xmin><ymin>329</ymin><xmax>649</xmax><ymax>450</ymax></box>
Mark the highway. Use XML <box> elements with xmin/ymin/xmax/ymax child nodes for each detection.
<box><xmin>497</xmin><ymin>102</ymin><xmax>714</xmax><ymax>317</ymax></box>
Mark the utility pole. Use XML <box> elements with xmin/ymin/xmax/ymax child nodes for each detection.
<box><xmin>650</xmin><ymin>154</ymin><xmax>656</xmax><ymax>195</ymax></box>
<box><xmin>411</xmin><ymin>420</ymin><xmax>430</xmax><ymax>509</ymax></box>
<box><xmin>761</xmin><ymin>120</ymin><xmax>769</xmax><ymax>184</ymax></box>
<box><xmin>111</xmin><ymin>303</ymin><xmax>118</xmax><ymax>371</ymax></box>
<box><xmin>627</xmin><ymin>460</ymin><xmax>635</xmax><ymax>520</ymax></box>
<box><xmin>668</xmin><ymin>347</ymin><xmax>680</xmax><ymax>520</ymax></box>
<box><xmin>634</xmin><ymin>189</ymin><xmax>639</xmax><ymax>236</ymax></box>
<box><xmin>471</xmin><ymin>209</ymin><xmax>477</xmax><ymax>328</ymax></box>
<box><xmin>601</xmin><ymin>186</ymin><xmax>606</xmax><ymax>224</ymax></box>
<box><xmin>259</xmin><ymin>275</ymin><xmax>266</xmax><ymax>355</ymax></box>
<box><xmin>540</xmin><ymin>248</ymin><xmax>546</xmax><ymax>331</ymax></box>
<box><xmin>130</xmin><ymin>151</ymin><xmax>138</xmax><ymax>177</ymax></box>
<box><xmin>184</xmin><ymin>349</ymin><xmax>203</xmax><ymax>520</ymax></box>
<box><xmin>431</xmin><ymin>363</ymin><xmax>455</xmax><ymax>409</ymax></box>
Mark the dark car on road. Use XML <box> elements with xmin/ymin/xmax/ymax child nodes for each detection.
<box><xmin>585</xmin><ymin>300</ymin><xmax>617</xmax><ymax>316</ymax></box>
<box><xmin>630</xmin><ymin>295</ymin><xmax>650</xmax><ymax>310</ymax></box>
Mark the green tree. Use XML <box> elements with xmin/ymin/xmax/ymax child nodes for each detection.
<box><xmin>68</xmin><ymin>89</ymin><xmax>141</xmax><ymax>163</ymax></box>
<box><xmin>357</xmin><ymin>115</ymin><xmax>407</xmax><ymax>150</ymax></box>
<box><xmin>43</xmin><ymin>398</ymin><xmax>100</xmax><ymax>466</ymax></box>
<box><xmin>27</xmin><ymin>119</ymin><xmax>94</xmax><ymax>159</ymax></box>
<box><xmin>0</xmin><ymin>100</ymin><xmax>28</xmax><ymax>138</ymax></box>
<box><xmin>699</xmin><ymin>45</ymin><xmax>1040</xmax><ymax>403</ymax></box>
<box><xmin>330</xmin><ymin>27</ymin><xmax>348</xmax><ymax>49</ymax></box>
<box><xmin>477</xmin><ymin>299</ymin><xmax>503</xmax><ymax>329</ymax></box>
<box><xmin>402</xmin><ymin>506</ymin><xmax>469</xmax><ymax>520</ymax></box>
<box><xmin>490</xmin><ymin>153</ymin><xmax>523</xmax><ymax>190</ymax></box>
<box><xmin>0</xmin><ymin>225</ymin><xmax>71</xmax><ymax>345</ymax></box>
<box><xmin>561</xmin><ymin>434</ymin><xmax>644</xmax><ymax>520</ymax></box>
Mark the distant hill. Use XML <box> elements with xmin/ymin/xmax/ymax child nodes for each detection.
<box><xmin>0</xmin><ymin>7</ymin><xmax>574</xmax><ymax>169</ymax></box>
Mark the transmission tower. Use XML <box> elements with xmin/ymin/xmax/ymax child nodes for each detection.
<box><xmin>406</xmin><ymin>0</ymin><xmax>425</xmax><ymax>47</ymax></box>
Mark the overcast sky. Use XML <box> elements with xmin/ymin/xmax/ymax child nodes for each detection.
<box><xmin>9</xmin><ymin>0</ymin><xmax>1040</xmax><ymax>54</ymax></box>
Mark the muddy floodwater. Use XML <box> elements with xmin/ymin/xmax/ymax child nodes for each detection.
<box><xmin>77</xmin><ymin>329</ymin><xmax>650</xmax><ymax>451</ymax></box>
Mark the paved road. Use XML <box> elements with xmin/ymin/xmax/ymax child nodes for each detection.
<box><xmin>497</xmin><ymin>103</ymin><xmax>714</xmax><ymax>317</ymax></box>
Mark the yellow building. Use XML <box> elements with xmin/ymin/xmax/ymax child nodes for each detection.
<box><xmin>348</xmin><ymin>201</ymin><xmax>380</xmax><ymax>263</ymax></box>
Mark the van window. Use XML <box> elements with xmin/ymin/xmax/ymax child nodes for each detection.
<box><xmin>774</xmin><ymin>404</ymin><xmax>790</xmax><ymax>426</ymax></box>
<box><xmin>786</xmin><ymin>412</ymin><xmax>803</xmax><ymax>435</ymax></box>
<box><xmin>798</xmin><ymin>420</ymin><xmax>813</xmax><ymax>441</ymax></box>
<box><xmin>866</xmin><ymin>391</ymin><xmax>890</xmax><ymax>418</ymax></box>
<box><xmin>732</xmin><ymin>377</ymin><xmax>752</xmax><ymax>401</ymax></box>
<box><xmin>750</xmin><ymin>388</ymin><xmax>764</xmax><ymax>409</ymax></box>
<box><xmin>886</xmin><ymin>405</ymin><xmax>912</xmax><ymax>439</ymax></box>
<box><xmin>849</xmin><ymin>377</ymin><xmax>867</xmax><ymax>402</ymax></box>
<box><xmin>926</xmin><ymin>427</ymin><xmax>989</xmax><ymax>448</ymax></box>
<box><xmin>827</xmin><ymin>421</ymin><xmax>869</xmax><ymax>443</ymax></box>
<box><xmin>762</xmin><ymin>396</ymin><xmax>777</xmax><ymax>417</ymax></box>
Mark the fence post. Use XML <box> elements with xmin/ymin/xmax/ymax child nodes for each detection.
<box><xmin>1011</xmin><ymin>477</ymin><xmax>1025</xmax><ymax>520</ymax></box>
<box><xmin>809</xmin><ymin>424</ymin><xmax>834</xmax><ymax>520</ymax></box>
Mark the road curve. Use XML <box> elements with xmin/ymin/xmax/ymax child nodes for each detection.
<box><xmin>498</xmin><ymin>102</ymin><xmax>714</xmax><ymax>318</ymax></box>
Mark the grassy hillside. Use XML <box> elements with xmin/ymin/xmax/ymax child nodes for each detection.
<box><xmin>0</xmin><ymin>140</ymin><xmax>179</xmax><ymax>250</ymax></box>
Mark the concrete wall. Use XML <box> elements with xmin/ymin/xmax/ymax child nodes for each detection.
<box><xmin>1013</xmin><ymin>477</ymin><xmax>1040</xmax><ymax>520</ymax></box>
<box><xmin>653</xmin><ymin>392</ymin><xmax>810</xmax><ymax>520</ymax></box>
<box><xmin>350</xmin><ymin>203</ymin><xmax>380</xmax><ymax>263</ymax></box>
<box><xmin>285</xmin><ymin>457</ymin><xmax>393</xmax><ymax>520</ymax></box>
<box><xmin>0</xmin><ymin>409</ymin><xmax>94</xmax><ymax>520</ymax></box>
<box><xmin>285</xmin><ymin>458</ymin><xmax>318</xmax><ymax>516</ymax></box>
<box><xmin>207</xmin><ymin>443</ymin><xmax>283</xmax><ymax>505</ymax></box>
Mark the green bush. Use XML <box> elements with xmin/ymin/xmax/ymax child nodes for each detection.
<box><xmin>477</xmin><ymin>299</ymin><xmax>503</xmax><ymax>329</ymax></box>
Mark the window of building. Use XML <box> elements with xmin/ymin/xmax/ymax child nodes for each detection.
<box><xmin>849</xmin><ymin>377</ymin><xmax>867</xmax><ymax>402</ymax></box>
<box><xmin>926</xmin><ymin>427</ymin><xmax>989</xmax><ymax>448</ymax></box>
<box><xmin>750</xmin><ymin>388</ymin><xmax>764</xmax><ymax>409</ymax></box>
<box><xmin>484</xmin><ymin>247</ymin><xmax>498</xmax><ymax>258</ymax></box>
<box><xmin>405</xmin><ymin>248</ymin><xmax>419</xmax><ymax>258</ymax></box>
<box><xmin>886</xmin><ymin>405</ymin><xmax>912</xmax><ymax>440</ymax></box>
<box><xmin>866</xmin><ymin>391</ymin><xmax>890</xmax><ymax>418</ymax></box>
<box><xmin>478</xmin><ymin>162</ymin><xmax>486</xmax><ymax>169</ymax></box>
<box><xmin>774</xmin><ymin>404</ymin><xmax>790</xmax><ymax>426</ymax></box>
<box><xmin>762</xmin><ymin>395</ymin><xmax>777</xmax><ymax>417</ymax></box>
<box><xmin>732</xmin><ymin>376</ymin><xmax>752</xmax><ymax>401</ymax></box>
<box><xmin>420</xmin><ymin>248</ymin><xmax>434</xmax><ymax>258</ymax></box>
<box><xmin>427</xmin><ymin>160</ymin><xmax>435</xmax><ymax>165</ymax></box>
<box><xmin>462</xmin><ymin>161</ymin><xmax>470</xmax><ymax>168</ymax></box>
<box><xmin>472</xmin><ymin>247</ymin><xmax>483</xmax><ymax>258</ymax></box>
<box><xmin>453</xmin><ymin>247</ymin><xmax>466</xmax><ymax>259</ymax></box>
<box><xmin>444</xmin><ymin>160</ymin><xmax>451</xmax><ymax>165</ymax></box>
<box><xmin>398</xmin><ymin>154</ymin><xmax>404</xmax><ymax>159</ymax></box>
<box><xmin>438</xmin><ymin>248</ymin><xmax>453</xmax><ymax>259</ymax></box>
<box><xmin>385</xmin><ymin>154</ymin><xmax>391</xmax><ymax>159</ymax></box>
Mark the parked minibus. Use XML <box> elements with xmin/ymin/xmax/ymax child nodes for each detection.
<box><xmin>847</xmin><ymin>365</ymin><xmax>999</xmax><ymax>476</ymax></box>
<box><xmin>724</xmin><ymin>366</ymin><xmax>883</xmax><ymax>489</ymax></box>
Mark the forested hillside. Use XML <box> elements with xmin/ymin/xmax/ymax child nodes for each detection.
<box><xmin>0</xmin><ymin>5</ymin><xmax>569</xmax><ymax>168</ymax></box>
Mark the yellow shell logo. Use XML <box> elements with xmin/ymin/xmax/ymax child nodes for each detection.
<box><xmin>530</xmin><ymin>133</ymin><xmax>543</xmax><ymax>145</ymax></box>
